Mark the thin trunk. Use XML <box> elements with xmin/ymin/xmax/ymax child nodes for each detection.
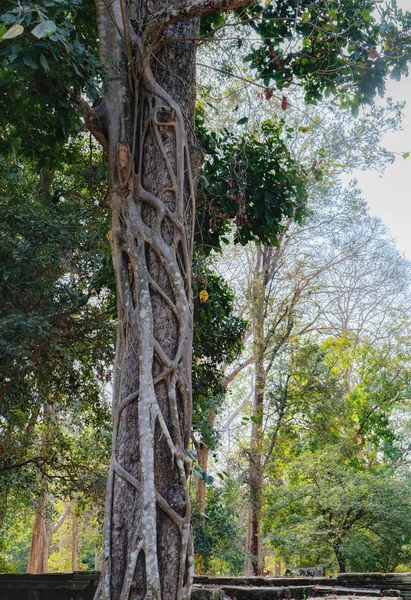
<box><xmin>95</xmin><ymin>545</ymin><xmax>100</xmax><ymax>572</ymax></box>
<box><xmin>275</xmin><ymin>559</ymin><xmax>282</xmax><ymax>577</ymax></box>
<box><xmin>94</xmin><ymin>2</ymin><xmax>198</xmax><ymax>598</ymax></box>
<box><xmin>333</xmin><ymin>541</ymin><xmax>346</xmax><ymax>573</ymax></box>
<box><xmin>72</xmin><ymin>514</ymin><xmax>78</xmax><ymax>572</ymax></box>
<box><xmin>195</xmin><ymin>444</ymin><xmax>208</xmax><ymax>526</ymax></box>
<box><xmin>193</xmin><ymin>436</ymin><xmax>209</xmax><ymax>576</ymax></box>
<box><xmin>195</xmin><ymin>411</ymin><xmax>215</xmax><ymax>526</ymax></box>
<box><xmin>37</xmin><ymin>169</ymin><xmax>55</xmax><ymax>198</ymax></box>
<box><xmin>245</xmin><ymin>247</ymin><xmax>266</xmax><ymax>576</ymax></box>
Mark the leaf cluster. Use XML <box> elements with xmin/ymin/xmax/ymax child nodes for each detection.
<box><xmin>0</xmin><ymin>144</ymin><xmax>114</xmax><ymax>514</ymax></box>
<box><xmin>196</xmin><ymin>113</ymin><xmax>308</xmax><ymax>251</ymax></box>
<box><xmin>0</xmin><ymin>0</ymin><xmax>100</xmax><ymax>166</ymax></box>
<box><xmin>192</xmin><ymin>257</ymin><xmax>247</xmax><ymax>446</ymax></box>
<box><xmin>235</xmin><ymin>0</ymin><xmax>411</xmax><ymax>110</ymax></box>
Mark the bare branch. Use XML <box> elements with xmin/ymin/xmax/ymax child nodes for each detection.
<box><xmin>52</xmin><ymin>502</ymin><xmax>74</xmax><ymax>534</ymax></box>
<box><xmin>223</xmin><ymin>354</ymin><xmax>254</xmax><ymax>386</ymax></box>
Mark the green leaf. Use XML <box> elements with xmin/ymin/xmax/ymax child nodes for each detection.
<box><xmin>203</xmin><ymin>472</ymin><xmax>214</xmax><ymax>485</ymax></box>
<box><xmin>23</xmin><ymin>53</ymin><xmax>39</xmax><ymax>70</ymax></box>
<box><xmin>236</xmin><ymin>117</ymin><xmax>249</xmax><ymax>125</ymax></box>
<box><xmin>0</xmin><ymin>24</ymin><xmax>7</xmax><ymax>40</ymax></box>
<box><xmin>2</xmin><ymin>24</ymin><xmax>24</xmax><ymax>40</ymax></box>
<box><xmin>39</xmin><ymin>54</ymin><xmax>50</xmax><ymax>72</ymax></box>
<box><xmin>402</xmin><ymin>152</ymin><xmax>409</xmax><ymax>159</ymax></box>
<box><xmin>392</xmin><ymin>0</ymin><xmax>397</xmax><ymax>7</ymax></box>
<box><xmin>31</xmin><ymin>20</ymin><xmax>56</xmax><ymax>39</ymax></box>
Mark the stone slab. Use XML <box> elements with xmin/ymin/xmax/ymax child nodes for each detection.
<box><xmin>220</xmin><ymin>585</ymin><xmax>317</xmax><ymax>600</ymax></box>
<box><xmin>192</xmin><ymin>586</ymin><xmax>225</xmax><ymax>600</ymax></box>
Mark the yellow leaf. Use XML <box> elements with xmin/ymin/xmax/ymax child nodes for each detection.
<box><xmin>199</xmin><ymin>289</ymin><xmax>209</xmax><ymax>303</ymax></box>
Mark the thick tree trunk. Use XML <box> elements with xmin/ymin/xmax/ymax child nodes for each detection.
<box><xmin>245</xmin><ymin>247</ymin><xmax>266</xmax><ymax>577</ymax></box>
<box><xmin>91</xmin><ymin>0</ymin><xmax>258</xmax><ymax>596</ymax></box>
<box><xmin>94</xmin><ymin>2</ymin><xmax>198</xmax><ymax>598</ymax></box>
<box><xmin>27</xmin><ymin>497</ymin><xmax>73</xmax><ymax>574</ymax></box>
<box><xmin>27</xmin><ymin>492</ymin><xmax>51</xmax><ymax>574</ymax></box>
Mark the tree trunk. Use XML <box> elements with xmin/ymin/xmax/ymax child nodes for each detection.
<box><xmin>94</xmin><ymin>2</ymin><xmax>199</xmax><ymax>598</ymax></box>
<box><xmin>27</xmin><ymin>492</ymin><xmax>51</xmax><ymax>574</ymax></box>
<box><xmin>196</xmin><ymin>442</ymin><xmax>208</xmax><ymax>526</ymax></box>
<box><xmin>195</xmin><ymin>410</ymin><xmax>216</xmax><ymax>526</ymax></box>
<box><xmin>333</xmin><ymin>542</ymin><xmax>346</xmax><ymax>573</ymax></box>
<box><xmin>72</xmin><ymin>514</ymin><xmax>78</xmax><ymax>572</ymax></box>
<box><xmin>27</xmin><ymin>496</ymin><xmax>73</xmax><ymax>574</ymax></box>
<box><xmin>245</xmin><ymin>247</ymin><xmax>266</xmax><ymax>576</ymax></box>
<box><xmin>27</xmin><ymin>470</ymin><xmax>52</xmax><ymax>575</ymax></box>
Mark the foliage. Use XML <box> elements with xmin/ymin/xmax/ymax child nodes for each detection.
<box><xmin>196</xmin><ymin>113</ymin><xmax>308</xmax><ymax>251</ymax></box>
<box><xmin>192</xmin><ymin>257</ymin><xmax>247</xmax><ymax>446</ymax></box>
<box><xmin>0</xmin><ymin>144</ymin><xmax>114</xmax><ymax>553</ymax></box>
<box><xmin>2</xmin><ymin>0</ymin><xmax>411</xmax><ymax>581</ymax></box>
<box><xmin>267</xmin><ymin>450</ymin><xmax>411</xmax><ymax>573</ymax></box>
<box><xmin>262</xmin><ymin>338</ymin><xmax>411</xmax><ymax>573</ymax></box>
<box><xmin>0</xmin><ymin>0</ymin><xmax>99</xmax><ymax>166</ymax></box>
<box><xmin>0</xmin><ymin>489</ymin><xmax>33</xmax><ymax>572</ymax></box>
<box><xmin>193</xmin><ymin>480</ymin><xmax>246</xmax><ymax>574</ymax></box>
<box><xmin>235</xmin><ymin>0</ymin><xmax>411</xmax><ymax>110</ymax></box>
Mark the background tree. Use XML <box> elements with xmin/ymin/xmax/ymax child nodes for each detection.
<box><xmin>0</xmin><ymin>141</ymin><xmax>114</xmax><ymax>571</ymax></box>
<box><xmin>265</xmin><ymin>337</ymin><xmax>411</xmax><ymax>573</ymax></box>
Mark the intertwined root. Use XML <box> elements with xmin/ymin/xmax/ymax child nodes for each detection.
<box><xmin>97</xmin><ymin>44</ymin><xmax>195</xmax><ymax>600</ymax></box>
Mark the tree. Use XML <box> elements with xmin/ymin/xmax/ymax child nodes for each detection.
<box><xmin>261</xmin><ymin>334</ymin><xmax>411</xmax><ymax>574</ymax></box>
<box><xmin>213</xmin><ymin>168</ymin><xmax>411</xmax><ymax>573</ymax></box>
<box><xmin>191</xmin><ymin>260</ymin><xmax>246</xmax><ymax>529</ymax></box>
<box><xmin>2</xmin><ymin>0</ymin><xmax>411</xmax><ymax>597</ymax></box>
<box><xmin>0</xmin><ymin>144</ymin><xmax>114</xmax><ymax>572</ymax></box>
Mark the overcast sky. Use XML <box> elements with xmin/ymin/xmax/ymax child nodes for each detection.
<box><xmin>355</xmin><ymin>0</ymin><xmax>411</xmax><ymax>259</ymax></box>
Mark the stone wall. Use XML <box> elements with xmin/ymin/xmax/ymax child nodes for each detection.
<box><xmin>0</xmin><ymin>572</ymin><xmax>410</xmax><ymax>600</ymax></box>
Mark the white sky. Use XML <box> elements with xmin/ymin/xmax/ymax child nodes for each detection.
<box><xmin>355</xmin><ymin>0</ymin><xmax>411</xmax><ymax>259</ymax></box>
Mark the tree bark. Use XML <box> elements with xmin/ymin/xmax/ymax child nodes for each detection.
<box><xmin>90</xmin><ymin>0</ymin><xmax>260</xmax><ymax>596</ymax></box>
<box><xmin>94</xmin><ymin>2</ymin><xmax>199</xmax><ymax>598</ymax></box>
<box><xmin>27</xmin><ymin>491</ymin><xmax>72</xmax><ymax>574</ymax></box>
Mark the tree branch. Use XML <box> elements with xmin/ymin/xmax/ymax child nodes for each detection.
<box><xmin>223</xmin><ymin>353</ymin><xmax>254</xmax><ymax>386</ymax></box>
<box><xmin>71</xmin><ymin>95</ymin><xmax>108</xmax><ymax>152</ymax></box>
<box><xmin>148</xmin><ymin>0</ymin><xmax>256</xmax><ymax>32</ymax></box>
<box><xmin>52</xmin><ymin>501</ymin><xmax>74</xmax><ymax>535</ymax></box>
